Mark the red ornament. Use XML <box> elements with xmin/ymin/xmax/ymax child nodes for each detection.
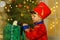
<box><xmin>18</xmin><ymin>4</ymin><xmax>22</xmax><ymax>8</ymax></box>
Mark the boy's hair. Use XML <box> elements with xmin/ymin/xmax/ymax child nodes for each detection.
<box><xmin>30</xmin><ymin>11</ymin><xmax>36</xmax><ymax>14</ymax></box>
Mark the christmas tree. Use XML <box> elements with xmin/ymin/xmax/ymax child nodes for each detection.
<box><xmin>4</xmin><ymin>0</ymin><xmax>38</xmax><ymax>26</ymax></box>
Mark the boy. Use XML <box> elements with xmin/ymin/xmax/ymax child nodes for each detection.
<box><xmin>23</xmin><ymin>2</ymin><xmax>51</xmax><ymax>40</ymax></box>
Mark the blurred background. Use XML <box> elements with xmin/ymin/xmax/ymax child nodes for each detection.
<box><xmin>0</xmin><ymin>0</ymin><xmax>60</xmax><ymax>40</ymax></box>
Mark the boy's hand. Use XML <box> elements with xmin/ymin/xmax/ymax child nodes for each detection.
<box><xmin>23</xmin><ymin>23</ymin><xmax>30</xmax><ymax>31</ymax></box>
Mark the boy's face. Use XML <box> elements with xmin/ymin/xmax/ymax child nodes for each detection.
<box><xmin>31</xmin><ymin>14</ymin><xmax>42</xmax><ymax>23</ymax></box>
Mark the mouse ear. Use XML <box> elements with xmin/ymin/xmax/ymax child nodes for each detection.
<box><xmin>34</xmin><ymin>2</ymin><xmax>51</xmax><ymax>19</ymax></box>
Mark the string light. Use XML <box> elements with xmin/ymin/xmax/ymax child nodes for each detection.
<box><xmin>52</xmin><ymin>25</ymin><xmax>55</xmax><ymax>27</ymax></box>
<box><xmin>56</xmin><ymin>2</ymin><xmax>58</xmax><ymax>4</ymax></box>
<box><xmin>52</xmin><ymin>22</ymin><xmax>55</xmax><ymax>24</ymax></box>
<box><xmin>50</xmin><ymin>27</ymin><xmax>53</xmax><ymax>29</ymax></box>
<box><xmin>51</xmin><ymin>8</ymin><xmax>53</xmax><ymax>10</ymax></box>
<box><xmin>53</xmin><ymin>6</ymin><xmax>55</xmax><ymax>9</ymax></box>
<box><xmin>56</xmin><ymin>5</ymin><xmax>58</xmax><ymax>8</ymax></box>
<box><xmin>53</xmin><ymin>10</ymin><xmax>56</xmax><ymax>12</ymax></box>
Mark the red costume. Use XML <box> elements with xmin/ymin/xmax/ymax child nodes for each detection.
<box><xmin>23</xmin><ymin>2</ymin><xmax>51</xmax><ymax>40</ymax></box>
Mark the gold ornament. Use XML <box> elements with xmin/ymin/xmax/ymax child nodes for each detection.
<box><xmin>9</xmin><ymin>5</ymin><xmax>11</xmax><ymax>7</ymax></box>
<box><xmin>21</xmin><ymin>13</ymin><xmax>24</xmax><ymax>17</ymax></box>
<box><xmin>4</xmin><ymin>7</ymin><xmax>7</xmax><ymax>9</ymax></box>
<box><xmin>11</xmin><ymin>7</ymin><xmax>12</xmax><ymax>8</ymax></box>
<box><xmin>16</xmin><ymin>5</ymin><xmax>18</xmax><ymax>7</ymax></box>
<box><xmin>23</xmin><ymin>1</ymin><xmax>26</xmax><ymax>4</ymax></box>
<box><xmin>11</xmin><ymin>18</ymin><xmax>13</xmax><ymax>20</ymax></box>
<box><xmin>7</xmin><ymin>9</ymin><xmax>10</xmax><ymax>12</ymax></box>
<box><xmin>24</xmin><ymin>5</ymin><xmax>26</xmax><ymax>7</ymax></box>
<box><xmin>32</xmin><ymin>1</ymin><xmax>34</xmax><ymax>3</ymax></box>
<box><xmin>8</xmin><ymin>19</ymin><xmax>10</xmax><ymax>21</ymax></box>
<box><xmin>18</xmin><ymin>4</ymin><xmax>22</xmax><ymax>8</ymax></box>
<box><xmin>26</xmin><ymin>5</ymin><xmax>30</xmax><ymax>9</ymax></box>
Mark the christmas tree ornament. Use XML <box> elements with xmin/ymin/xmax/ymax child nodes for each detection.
<box><xmin>9</xmin><ymin>5</ymin><xmax>11</xmax><ymax>7</ymax></box>
<box><xmin>5</xmin><ymin>0</ymin><xmax>12</xmax><ymax>4</ymax></box>
<box><xmin>0</xmin><ymin>1</ymin><xmax>6</xmax><ymax>7</ymax></box>
<box><xmin>24</xmin><ymin>5</ymin><xmax>26</xmax><ymax>7</ymax></box>
<box><xmin>34</xmin><ymin>2</ymin><xmax>51</xmax><ymax>19</ymax></box>
<box><xmin>11</xmin><ymin>7</ymin><xmax>12</xmax><ymax>8</ymax></box>
<box><xmin>18</xmin><ymin>4</ymin><xmax>22</xmax><ymax>8</ymax></box>
<box><xmin>16</xmin><ymin>5</ymin><xmax>18</xmax><ymax>7</ymax></box>
<box><xmin>7</xmin><ymin>9</ymin><xmax>10</xmax><ymax>12</ymax></box>
<box><xmin>21</xmin><ymin>13</ymin><xmax>24</xmax><ymax>17</ymax></box>
<box><xmin>4</xmin><ymin>7</ymin><xmax>7</xmax><ymax>9</ymax></box>
<box><xmin>32</xmin><ymin>1</ymin><xmax>34</xmax><ymax>3</ymax></box>
<box><xmin>26</xmin><ymin>5</ymin><xmax>30</xmax><ymax>9</ymax></box>
<box><xmin>8</xmin><ymin>19</ymin><xmax>10</xmax><ymax>21</ymax></box>
<box><xmin>23</xmin><ymin>1</ymin><xmax>26</xmax><ymax>4</ymax></box>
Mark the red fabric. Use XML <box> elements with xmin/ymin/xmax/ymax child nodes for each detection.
<box><xmin>34</xmin><ymin>2</ymin><xmax>51</xmax><ymax>19</ymax></box>
<box><xmin>25</xmin><ymin>23</ymin><xmax>48</xmax><ymax>40</ymax></box>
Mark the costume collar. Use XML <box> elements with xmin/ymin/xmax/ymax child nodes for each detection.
<box><xmin>34</xmin><ymin>20</ymin><xmax>44</xmax><ymax>25</ymax></box>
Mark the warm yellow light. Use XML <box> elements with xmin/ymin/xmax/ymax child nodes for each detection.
<box><xmin>56</xmin><ymin>5</ymin><xmax>58</xmax><ymax>8</ymax></box>
<box><xmin>53</xmin><ymin>10</ymin><xmax>56</xmax><ymax>12</ymax></box>
<box><xmin>8</xmin><ymin>19</ymin><xmax>10</xmax><ymax>21</ymax></box>
<box><xmin>50</xmin><ymin>27</ymin><xmax>53</xmax><ymax>29</ymax></box>
<box><xmin>55</xmin><ymin>18</ymin><xmax>58</xmax><ymax>20</ymax></box>
<box><xmin>5</xmin><ymin>7</ymin><xmax>7</xmax><ymax>9</ymax></box>
<box><xmin>52</xmin><ymin>25</ymin><xmax>55</xmax><ymax>27</ymax></box>
<box><xmin>52</xmin><ymin>22</ymin><xmax>55</xmax><ymax>24</ymax></box>
<box><xmin>53</xmin><ymin>6</ymin><xmax>55</xmax><ymax>9</ymax></box>
<box><xmin>56</xmin><ymin>21</ymin><xmax>58</xmax><ymax>24</ymax></box>
<box><xmin>11</xmin><ymin>7</ymin><xmax>12</xmax><ymax>8</ymax></box>
<box><xmin>56</xmin><ymin>2</ymin><xmax>58</xmax><ymax>4</ymax></box>
<box><xmin>11</xmin><ymin>18</ymin><xmax>13</xmax><ymax>20</ymax></box>
<box><xmin>51</xmin><ymin>8</ymin><xmax>53</xmax><ymax>10</ymax></box>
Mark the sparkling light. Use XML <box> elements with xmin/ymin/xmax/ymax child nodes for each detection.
<box><xmin>56</xmin><ymin>2</ymin><xmax>58</xmax><ymax>4</ymax></box>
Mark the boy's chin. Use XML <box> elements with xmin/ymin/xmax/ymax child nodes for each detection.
<box><xmin>33</xmin><ymin>21</ymin><xmax>37</xmax><ymax>23</ymax></box>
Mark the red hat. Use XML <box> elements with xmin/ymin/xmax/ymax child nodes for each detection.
<box><xmin>34</xmin><ymin>2</ymin><xmax>51</xmax><ymax>19</ymax></box>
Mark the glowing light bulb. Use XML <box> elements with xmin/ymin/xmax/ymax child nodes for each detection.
<box><xmin>53</xmin><ymin>6</ymin><xmax>55</xmax><ymax>9</ymax></box>
<box><xmin>56</xmin><ymin>2</ymin><xmax>58</xmax><ymax>4</ymax></box>
<box><xmin>56</xmin><ymin>5</ymin><xmax>58</xmax><ymax>8</ymax></box>
<box><xmin>50</xmin><ymin>27</ymin><xmax>53</xmax><ymax>29</ymax></box>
